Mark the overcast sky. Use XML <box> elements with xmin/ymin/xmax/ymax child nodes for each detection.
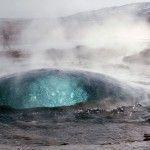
<box><xmin>0</xmin><ymin>0</ymin><xmax>150</xmax><ymax>18</ymax></box>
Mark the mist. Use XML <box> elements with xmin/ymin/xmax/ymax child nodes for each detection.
<box><xmin>0</xmin><ymin>2</ymin><xmax>150</xmax><ymax>91</ymax></box>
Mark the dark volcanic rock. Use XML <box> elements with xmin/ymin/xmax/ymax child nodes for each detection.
<box><xmin>123</xmin><ymin>49</ymin><xmax>150</xmax><ymax>65</ymax></box>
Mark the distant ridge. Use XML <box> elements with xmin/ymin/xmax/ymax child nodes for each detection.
<box><xmin>60</xmin><ymin>2</ymin><xmax>150</xmax><ymax>23</ymax></box>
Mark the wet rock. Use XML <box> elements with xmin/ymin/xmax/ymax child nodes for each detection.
<box><xmin>123</xmin><ymin>49</ymin><xmax>150</xmax><ymax>65</ymax></box>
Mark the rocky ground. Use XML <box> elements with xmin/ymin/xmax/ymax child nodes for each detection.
<box><xmin>0</xmin><ymin>105</ymin><xmax>149</xmax><ymax>149</ymax></box>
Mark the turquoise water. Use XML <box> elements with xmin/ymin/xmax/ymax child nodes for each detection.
<box><xmin>0</xmin><ymin>69</ymin><xmax>141</xmax><ymax>109</ymax></box>
<box><xmin>0</xmin><ymin>72</ymin><xmax>89</xmax><ymax>109</ymax></box>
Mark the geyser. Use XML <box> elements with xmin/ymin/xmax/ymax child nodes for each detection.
<box><xmin>0</xmin><ymin>69</ymin><xmax>144</xmax><ymax>109</ymax></box>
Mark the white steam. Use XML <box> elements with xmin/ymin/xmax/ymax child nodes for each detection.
<box><xmin>0</xmin><ymin>9</ymin><xmax>150</xmax><ymax>89</ymax></box>
<box><xmin>80</xmin><ymin>16</ymin><xmax>150</xmax><ymax>54</ymax></box>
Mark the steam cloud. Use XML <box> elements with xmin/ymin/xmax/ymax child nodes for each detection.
<box><xmin>0</xmin><ymin>4</ymin><xmax>150</xmax><ymax>87</ymax></box>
